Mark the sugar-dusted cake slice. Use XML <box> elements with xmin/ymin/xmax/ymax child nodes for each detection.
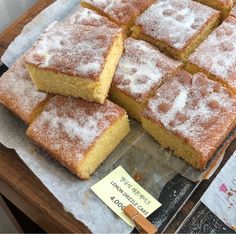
<box><xmin>141</xmin><ymin>71</ymin><xmax>236</xmax><ymax>170</ymax></box>
<box><xmin>230</xmin><ymin>4</ymin><xmax>236</xmax><ymax>17</ymax></box>
<box><xmin>65</xmin><ymin>7</ymin><xmax>117</xmax><ymax>28</ymax></box>
<box><xmin>26</xmin><ymin>96</ymin><xmax>130</xmax><ymax>179</ymax></box>
<box><xmin>0</xmin><ymin>56</ymin><xmax>51</xmax><ymax>124</ymax></box>
<box><xmin>25</xmin><ymin>22</ymin><xmax>124</xmax><ymax>104</ymax></box>
<box><xmin>81</xmin><ymin>0</ymin><xmax>155</xmax><ymax>34</ymax></box>
<box><xmin>110</xmin><ymin>38</ymin><xmax>182</xmax><ymax>122</ymax></box>
<box><xmin>132</xmin><ymin>0</ymin><xmax>220</xmax><ymax>61</ymax></box>
<box><xmin>195</xmin><ymin>0</ymin><xmax>235</xmax><ymax>19</ymax></box>
<box><xmin>187</xmin><ymin>16</ymin><xmax>236</xmax><ymax>94</ymax></box>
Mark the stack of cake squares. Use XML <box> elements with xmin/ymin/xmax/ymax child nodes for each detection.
<box><xmin>1</xmin><ymin>0</ymin><xmax>236</xmax><ymax>179</ymax></box>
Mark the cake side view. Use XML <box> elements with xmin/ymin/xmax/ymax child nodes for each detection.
<box><xmin>25</xmin><ymin>22</ymin><xmax>124</xmax><ymax>104</ymax></box>
<box><xmin>187</xmin><ymin>16</ymin><xmax>236</xmax><ymax>95</ymax></box>
<box><xmin>141</xmin><ymin>71</ymin><xmax>236</xmax><ymax>170</ymax></box>
<box><xmin>65</xmin><ymin>7</ymin><xmax>118</xmax><ymax>28</ymax></box>
<box><xmin>26</xmin><ymin>96</ymin><xmax>130</xmax><ymax>179</ymax></box>
<box><xmin>81</xmin><ymin>0</ymin><xmax>155</xmax><ymax>34</ymax></box>
<box><xmin>0</xmin><ymin>56</ymin><xmax>51</xmax><ymax>124</ymax></box>
<box><xmin>110</xmin><ymin>38</ymin><xmax>183</xmax><ymax>122</ymax></box>
<box><xmin>132</xmin><ymin>0</ymin><xmax>221</xmax><ymax>61</ymax></box>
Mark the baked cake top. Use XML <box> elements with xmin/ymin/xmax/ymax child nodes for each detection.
<box><xmin>189</xmin><ymin>16</ymin><xmax>236</xmax><ymax>88</ymax></box>
<box><xmin>112</xmin><ymin>38</ymin><xmax>182</xmax><ymax>102</ymax></box>
<box><xmin>135</xmin><ymin>0</ymin><xmax>219</xmax><ymax>50</ymax></box>
<box><xmin>28</xmin><ymin>96</ymin><xmax>126</xmax><ymax>166</ymax></box>
<box><xmin>25</xmin><ymin>22</ymin><xmax>122</xmax><ymax>81</ymax></box>
<box><xmin>142</xmin><ymin>71</ymin><xmax>236</xmax><ymax>158</ymax></box>
<box><xmin>66</xmin><ymin>7</ymin><xmax>117</xmax><ymax>28</ymax></box>
<box><xmin>0</xmin><ymin>57</ymin><xmax>48</xmax><ymax>123</ymax></box>
<box><xmin>82</xmin><ymin>0</ymin><xmax>155</xmax><ymax>25</ymax></box>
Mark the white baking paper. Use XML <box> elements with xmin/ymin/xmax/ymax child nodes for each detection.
<box><xmin>0</xmin><ymin>105</ymin><xmax>176</xmax><ymax>233</ymax></box>
<box><xmin>201</xmin><ymin>152</ymin><xmax>236</xmax><ymax>231</ymax></box>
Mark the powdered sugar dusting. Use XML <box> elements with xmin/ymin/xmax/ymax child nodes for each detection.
<box><xmin>143</xmin><ymin>71</ymin><xmax>236</xmax><ymax>158</ymax></box>
<box><xmin>82</xmin><ymin>0</ymin><xmax>155</xmax><ymax>25</ymax></box>
<box><xmin>189</xmin><ymin>16</ymin><xmax>236</xmax><ymax>89</ymax></box>
<box><xmin>230</xmin><ymin>5</ymin><xmax>236</xmax><ymax>18</ymax></box>
<box><xmin>112</xmin><ymin>38</ymin><xmax>182</xmax><ymax>102</ymax></box>
<box><xmin>28</xmin><ymin>96</ymin><xmax>125</xmax><ymax>164</ymax></box>
<box><xmin>25</xmin><ymin>22</ymin><xmax>121</xmax><ymax>80</ymax></box>
<box><xmin>66</xmin><ymin>7</ymin><xmax>117</xmax><ymax>28</ymax></box>
<box><xmin>0</xmin><ymin>56</ymin><xmax>48</xmax><ymax>123</ymax></box>
<box><xmin>136</xmin><ymin>0</ymin><xmax>219</xmax><ymax>49</ymax></box>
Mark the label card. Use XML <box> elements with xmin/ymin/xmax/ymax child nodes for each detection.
<box><xmin>91</xmin><ymin>166</ymin><xmax>162</xmax><ymax>227</ymax></box>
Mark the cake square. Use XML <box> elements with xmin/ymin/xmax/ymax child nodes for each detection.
<box><xmin>110</xmin><ymin>38</ymin><xmax>182</xmax><ymax>122</ymax></box>
<box><xmin>187</xmin><ymin>16</ymin><xmax>236</xmax><ymax>95</ymax></box>
<box><xmin>0</xmin><ymin>56</ymin><xmax>51</xmax><ymax>124</ymax></box>
<box><xmin>132</xmin><ymin>0</ymin><xmax>220</xmax><ymax>61</ymax></box>
<box><xmin>25</xmin><ymin>21</ymin><xmax>124</xmax><ymax>104</ymax></box>
<box><xmin>26</xmin><ymin>96</ymin><xmax>130</xmax><ymax>179</ymax></box>
<box><xmin>195</xmin><ymin>0</ymin><xmax>235</xmax><ymax>19</ymax></box>
<box><xmin>141</xmin><ymin>71</ymin><xmax>236</xmax><ymax>170</ymax></box>
<box><xmin>230</xmin><ymin>4</ymin><xmax>236</xmax><ymax>17</ymax></box>
<box><xmin>81</xmin><ymin>0</ymin><xmax>155</xmax><ymax>34</ymax></box>
<box><xmin>65</xmin><ymin>7</ymin><xmax>117</xmax><ymax>28</ymax></box>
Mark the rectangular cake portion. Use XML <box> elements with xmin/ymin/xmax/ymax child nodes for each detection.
<box><xmin>0</xmin><ymin>56</ymin><xmax>51</xmax><ymax>124</ymax></box>
<box><xmin>81</xmin><ymin>0</ymin><xmax>155</xmax><ymax>34</ymax></box>
<box><xmin>110</xmin><ymin>38</ymin><xmax>182</xmax><ymax>122</ymax></box>
<box><xmin>25</xmin><ymin>22</ymin><xmax>124</xmax><ymax>104</ymax></box>
<box><xmin>187</xmin><ymin>16</ymin><xmax>236</xmax><ymax>95</ymax></box>
<box><xmin>132</xmin><ymin>0</ymin><xmax>220</xmax><ymax>61</ymax></box>
<box><xmin>194</xmin><ymin>0</ymin><xmax>235</xmax><ymax>19</ymax></box>
<box><xmin>141</xmin><ymin>71</ymin><xmax>236</xmax><ymax>170</ymax></box>
<box><xmin>26</xmin><ymin>96</ymin><xmax>130</xmax><ymax>179</ymax></box>
<box><xmin>65</xmin><ymin>7</ymin><xmax>117</xmax><ymax>28</ymax></box>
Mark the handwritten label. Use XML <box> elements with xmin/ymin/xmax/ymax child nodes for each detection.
<box><xmin>91</xmin><ymin>166</ymin><xmax>161</xmax><ymax>227</ymax></box>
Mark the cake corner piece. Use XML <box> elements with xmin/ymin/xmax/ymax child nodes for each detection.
<box><xmin>0</xmin><ymin>56</ymin><xmax>51</xmax><ymax>125</ymax></box>
<box><xmin>25</xmin><ymin>22</ymin><xmax>124</xmax><ymax>104</ymax></box>
<box><xmin>132</xmin><ymin>0</ymin><xmax>221</xmax><ymax>61</ymax></box>
<box><xmin>26</xmin><ymin>96</ymin><xmax>130</xmax><ymax>179</ymax></box>
<box><xmin>141</xmin><ymin>71</ymin><xmax>236</xmax><ymax>170</ymax></box>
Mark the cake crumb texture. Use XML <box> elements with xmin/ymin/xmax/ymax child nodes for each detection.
<box><xmin>187</xmin><ymin>16</ymin><xmax>236</xmax><ymax>93</ymax></box>
<box><xmin>65</xmin><ymin>7</ymin><xmax>117</xmax><ymax>28</ymax></box>
<box><xmin>142</xmin><ymin>71</ymin><xmax>236</xmax><ymax>169</ymax></box>
<box><xmin>0</xmin><ymin>56</ymin><xmax>50</xmax><ymax>124</ymax></box>
<box><xmin>27</xmin><ymin>96</ymin><xmax>130</xmax><ymax>179</ymax></box>
<box><xmin>81</xmin><ymin>0</ymin><xmax>155</xmax><ymax>25</ymax></box>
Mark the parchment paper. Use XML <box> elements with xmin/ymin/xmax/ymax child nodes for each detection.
<box><xmin>201</xmin><ymin>151</ymin><xmax>236</xmax><ymax>231</ymax></box>
<box><xmin>1</xmin><ymin>0</ymin><xmax>81</xmax><ymax>67</ymax></box>
<box><xmin>0</xmin><ymin>0</ymin><xmax>232</xmax><ymax>232</ymax></box>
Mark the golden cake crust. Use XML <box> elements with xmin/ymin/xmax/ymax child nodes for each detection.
<box><xmin>112</xmin><ymin>38</ymin><xmax>182</xmax><ymax>103</ymax></box>
<box><xmin>81</xmin><ymin>0</ymin><xmax>155</xmax><ymax>26</ymax></box>
<box><xmin>134</xmin><ymin>0</ymin><xmax>220</xmax><ymax>51</ymax></box>
<box><xmin>65</xmin><ymin>7</ymin><xmax>118</xmax><ymax>28</ymax></box>
<box><xmin>25</xmin><ymin>22</ymin><xmax>122</xmax><ymax>81</ymax></box>
<box><xmin>195</xmin><ymin>0</ymin><xmax>235</xmax><ymax>18</ymax></box>
<box><xmin>188</xmin><ymin>16</ymin><xmax>236</xmax><ymax>92</ymax></box>
<box><xmin>142</xmin><ymin>71</ymin><xmax>236</xmax><ymax>168</ymax></box>
<box><xmin>0</xmin><ymin>56</ymin><xmax>50</xmax><ymax>124</ymax></box>
<box><xmin>26</xmin><ymin>96</ymin><xmax>126</xmax><ymax>177</ymax></box>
